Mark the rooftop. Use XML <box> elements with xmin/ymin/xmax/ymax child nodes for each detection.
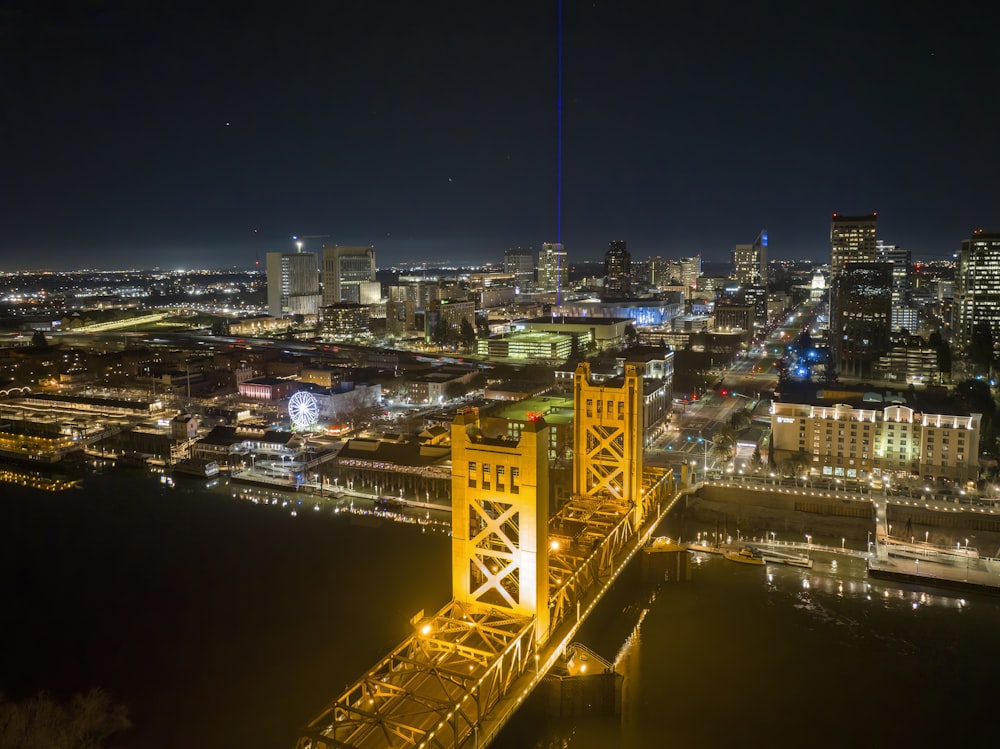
<box><xmin>526</xmin><ymin>316</ymin><xmax>632</xmax><ymax>326</ymax></box>
<box><xmin>493</xmin><ymin>393</ymin><xmax>574</xmax><ymax>424</ymax></box>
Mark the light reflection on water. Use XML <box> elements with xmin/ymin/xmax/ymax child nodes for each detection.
<box><xmin>496</xmin><ymin>530</ymin><xmax>1000</xmax><ymax>748</ymax></box>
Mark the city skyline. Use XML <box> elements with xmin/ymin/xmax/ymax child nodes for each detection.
<box><xmin>4</xmin><ymin>2</ymin><xmax>999</xmax><ymax>271</ymax></box>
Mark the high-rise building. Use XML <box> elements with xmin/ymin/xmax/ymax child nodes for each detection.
<box><xmin>667</xmin><ymin>255</ymin><xmax>702</xmax><ymax>290</ymax></box>
<box><xmin>875</xmin><ymin>241</ymin><xmax>912</xmax><ymax>307</ymax></box>
<box><xmin>830</xmin><ymin>213</ymin><xmax>878</xmax><ymax>274</ymax></box>
<box><xmin>955</xmin><ymin>230</ymin><xmax>1000</xmax><ymax>353</ymax></box>
<box><xmin>321</xmin><ymin>245</ymin><xmax>376</xmax><ymax>305</ymax></box>
<box><xmin>830</xmin><ymin>262</ymin><xmax>892</xmax><ymax>377</ymax></box>
<box><xmin>732</xmin><ymin>230</ymin><xmax>768</xmax><ymax>285</ymax></box>
<box><xmin>503</xmin><ymin>248</ymin><xmax>535</xmax><ymax>293</ymax></box>
<box><xmin>537</xmin><ymin>242</ymin><xmax>567</xmax><ymax>298</ymax></box>
<box><xmin>265</xmin><ymin>251</ymin><xmax>320</xmax><ymax>318</ymax></box>
<box><xmin>648</xmin><ymin>256</ymin><xmax>670</xmax><ymax>288</ymax></box>
<box><xmin>604</xmin><ymin>240</ymin><xmax>631</xmax><ymax>298</ymax></box>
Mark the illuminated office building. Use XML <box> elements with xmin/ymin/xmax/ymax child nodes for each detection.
<box><xmin>321</xmin><ymin>245</ymin><xmax>376</xmax><ymax>305</ymax></box>
<box><xmin>537</xmin><ymin>242</ymin><xmax>567</xmax><ymax>297</ymax></box>
<box><xmin>830</xmin><ymin>213</ymin><xmax>878</xmax><ymax>275</ymax></box>
<box><xmin>955</xmin><ymin>230</ymin><xmax>1000</xmax><ymax>353</ymax></box>
<box><xmin>830</xmin><ymin>263</ymin><xmax>892</xmax><ymax>377</ymax></box>
<box><xmin>265</xmin><ymin>251</ymin><xmax>320</xmax><ymax>318</ymax></box>
<box><xmin>732</xmin><ymin>230</ymin><xmax>767</xmax><ymax>285</ymax></box>
<box><xmin>503</xmin><ymin>248</ymin><xmax>535</xmax><ymax>292</ymax></box>
<box><xmin>875</xmin><ymin>241</ymin><xmax>912</xmax><ymax>306</ymax></box>
<box><xmin>604</xmin><ymin>240</ymin><xmax>631</xmax><ymax>298</ymax></box>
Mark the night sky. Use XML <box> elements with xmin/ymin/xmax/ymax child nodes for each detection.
<box><xmin>3</xmin><ymin>1</ymin><xmax>999</xmax><ymax>271</ymax></box>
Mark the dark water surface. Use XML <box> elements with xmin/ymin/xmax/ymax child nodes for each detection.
<box><xmin>3</xmin><ymin>469</ymin><xmax>999</xmax><ymax>748</ymax></box>
<box><xmin>0</xmin><ymin>469</ymin><xmax>451</xmax><ymax>748</ymax></box>
<box><xmin>495</xmin><ymin>516</ymin><xmax>1000</xmax><ymax>748</ymax></box>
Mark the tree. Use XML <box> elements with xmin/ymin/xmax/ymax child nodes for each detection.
<box><xmin>0</xmin><ymin>688</ymin><xmax>130</xmax><ymax>749</ymax></box>
<box><xmin>459</xmin><ymin>317</ymin><xmax>477</xmax><ymax>350</ymax></box>
<box><xmin>31</xmin><ymin>330</ymin><xmax>47</xmax><ymax>347</ymax></box>
<box><xmin>750</xmin><ymin>445</ymin><xmax>764</xmax><ymax>473</ymax></box>
<box><xmin>955</xmin><ymin>378</ymin><xmax>998</xmax><ymax>453</ymax></box>
<box><xmin>709</xmin><ymin>439</ymin><xmax>734</xmax><ymax>467</ymax></box>
<box><xmin>729</xmin><ymin>408</ymin><xmax>752</xmax><ymax>432</ymax></box>
<box><xmin>445</xmin><ymin>381</ymin><xmax>468</xmax><ymax>400</ymax></box>
<box><xmin>710</xmin><ymin>426</ymin><xmax>736</xmax><ymax>468</ymax></box>
<box><xmin>430</xmin><ymin>319</ymin><xmax>452</xmax><ymax>347</ymax></box>
<box><xmin>970</xmin><ymin>321</ymin><xmax>995</xmax><ymax>374</ymax></box>
<box><xmin>624</xmin><ymin>324</ymin><xmax>638</xmax><ymax>347</ymax></box>
<box><xmin>795</xmin><ymin>329</ymin><xmax>813</xmax><ymax>354</ymax></box>
<box><xmin>928</xmin><ymin>329</ymin><xmax>951</xmax><ymax>381</ymax></box>
<box><xmin>783</xmin><ymin>449</ymin><xmax>812</xmax><ymax>483</ymax></box>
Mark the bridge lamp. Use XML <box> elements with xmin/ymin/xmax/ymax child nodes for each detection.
<box><xmin>550</xmin><ymin>540</ymin><xmax>560</xmax><ymax>552</ymax></box>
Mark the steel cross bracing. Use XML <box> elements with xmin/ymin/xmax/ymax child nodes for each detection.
<box><xmin>467</xmin><ymin>497</ymin><xmax>521</xmax><ymax>608</ymax></box>
<box><xmin>546</xmin><ymin>494</ymin><xmax>636</xmax><ymax>630</ymax></box>
<box><xmin>297</xmin><ymin>601</ymin><xmax>536</xmax><ymax>749</ymax></box>
<box><xmin>297</xmin><ymin>469</ymin><xmax>678</xmax><ymax>749</ymax></box>
<box><xmin>582</xmin><ymin>425</ymin><xmax>628</xmax><ymax>498</ymax></box>
<box><xmin>543</xmin><ymin>469</ymin><xmax>672</xmax><ymax>632</ymax></box>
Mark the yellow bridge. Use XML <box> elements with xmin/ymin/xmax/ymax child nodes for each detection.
<box><xmin>297</xmin><ymin>364</ymin><xmax>684</xmax><ymax>748</ymax></box>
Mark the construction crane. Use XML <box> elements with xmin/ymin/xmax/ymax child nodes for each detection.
<box><xmin>292</xmin><ymin>234</ymin><xmax>330</xmax><ymax>252</ymax></box>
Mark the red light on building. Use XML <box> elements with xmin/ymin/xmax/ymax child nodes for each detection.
<box><xmin>527</xmin><ymin>411</ymin><xmax>542</xmax><ymax>422</ymax></box>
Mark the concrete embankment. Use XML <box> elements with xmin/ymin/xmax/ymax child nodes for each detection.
<box><xmin>686</xmin><ymin>483</ymin><xmax>874</xmax><ymax>540</ymax></box>
<box><xmin>687</xmin><ymin>483</ymin><xmax>1000</xmax><ymax>557</ymax></box>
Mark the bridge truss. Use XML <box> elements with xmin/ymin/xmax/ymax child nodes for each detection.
<box><xmin>546</xmin><ymin>469</ymin><xmax>674</xmax><ymax>632</ymax></box>
<box><xmin>297</xmin><ymin>600</ymin><xmax>536</xmax><ymax>749</ymax></box>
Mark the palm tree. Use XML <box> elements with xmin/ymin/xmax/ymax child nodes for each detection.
<box><xmin>729</xmin><ymin>408</ymin><xmax>752</xmax><ymax>432</ymax></box>
<box><xmin>710</xmin><ymin>427</ymin><xmax>736</xmax><ymax>469</ymax></box>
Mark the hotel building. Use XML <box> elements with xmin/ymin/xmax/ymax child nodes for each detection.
<box><xmin>771</xmin><ymin>401</ymin><xmax>981</xmax><ymax>484</ymax></box>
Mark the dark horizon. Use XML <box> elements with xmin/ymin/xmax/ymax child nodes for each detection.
<box><xmin>3</xmin><ymin>2</ymin><xmax>998</xmax><ymax>271</ymax></box>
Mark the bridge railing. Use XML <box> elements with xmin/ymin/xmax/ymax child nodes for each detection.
<box><xmin>297</xmin><ymin>600</ymin><xmax>536</xmax><ymax>749</ymax></box>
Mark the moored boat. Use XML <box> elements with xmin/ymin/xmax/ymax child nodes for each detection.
<box><xmin>171</xmin><ymin>459</ymin><xmax>220</xmax><ymax>479</ymax></box>
<box><xmin>724</xmin><ymin>546</ymin><xmax>766</xmax><ymax>565</ymax></box>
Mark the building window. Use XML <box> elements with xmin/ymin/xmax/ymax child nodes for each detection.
<box><xmin>511</xmin><ymin>466</ymin><xmax>520</xmax><ymax>494</ymax></box>
<box><xmin>497</xmin><ymin>465</ymin><xmax>505</xmax><ymax>489</ymax></box>
<box><xmin>586</xmin><ymin>399</ymin><xmax>593</xmax><ymax>417</ymax></box>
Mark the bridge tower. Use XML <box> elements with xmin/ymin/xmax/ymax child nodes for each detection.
<box><xmin>573</xmin><ymin>362</ymin><xmax>646</xmax><ymax>525</ymax></box>
<box><xmin>451</xmin><ymin>407</ymin><xmax>551</xmax><ymax>643</ymax></box>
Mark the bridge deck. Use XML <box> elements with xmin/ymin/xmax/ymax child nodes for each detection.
<box><xmin>298</xmin><ymin>472</ymin><xmax>683</xmax><ymax>749</ymax></box>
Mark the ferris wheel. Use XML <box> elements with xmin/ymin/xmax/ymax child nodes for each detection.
<box><xmin>288</xmin><ymin>390</ymin><xmax>320</xmax><ymax>429</ymax></box>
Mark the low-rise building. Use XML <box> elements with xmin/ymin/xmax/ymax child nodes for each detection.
<box><xmin>873</xmin><ymin>344</ymin><xmax>940</xmax><ymax>384</ymax></box>
<box><xmin>523</xmin><ymin>316</ymin><xmax>630</xmax><ymax>351</ymax></box>
<box><xmin>320</xmin><ymin>303</ymin><xmax>370</xmax><ymax>339</ymax></box>
<box><xmin>477</xmin><ymin>331</ymin><xmax>573</xmax><ymax>362</ymax></box>
<box><xmin>238</xmin><ymin>377</ymin><xmax>297</xmax><ymax>401</ymax></box>
<box><xmin>771</xmin><ymin>401</ymin><xmax>980</xmax><ymax>483</ymax></box>
<box><xmin>171</xmin><ymin>414</ymin><xmax>200</xmax><ymax>440</ymax></box>
<box><xmin>405</xmin><ymin>369</ymin><xmax>476</xmax><ymax>404</ymax></box>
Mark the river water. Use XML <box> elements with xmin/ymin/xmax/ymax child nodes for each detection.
<box><xmin>2</xmin><ymin>467</ymin><xmax>998</xmax><ymax>747</ymax></box>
